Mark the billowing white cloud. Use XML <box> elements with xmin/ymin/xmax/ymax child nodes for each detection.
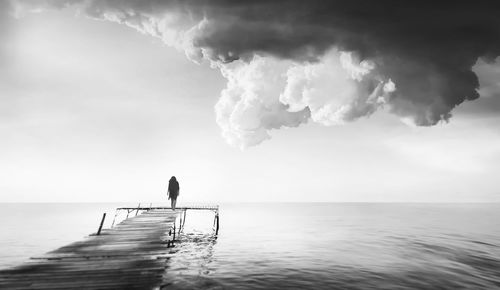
<box><xmin>213</xmin><ymin>50</ymin><xmax>398</xmax><ymax>148</ymax></box>
<box><xmin>281</xmin><ymin>50</ymin><xmax>395</xmax><ymax>126</ymax></box>
<box><xmin>214</xmin><ymin>56</ymin><xmax>310</xmax><ymax>148</ymax></box>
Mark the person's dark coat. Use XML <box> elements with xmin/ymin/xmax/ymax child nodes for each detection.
<box><xmin>168</xmin><ymin>177</ymin><xmax>180</xmax><ymax>199</ymax></box>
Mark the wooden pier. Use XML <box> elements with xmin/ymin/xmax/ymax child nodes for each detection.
<box><xmin>0</xmin><ymin>206</ymin><xmax>219</xmax><ymax>289</ymax></box>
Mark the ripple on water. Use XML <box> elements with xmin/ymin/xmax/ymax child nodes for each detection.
<box><xmin>159</xmin><ymin>203</ymin><xmax>500</xmax><ymax>289</ymax></box>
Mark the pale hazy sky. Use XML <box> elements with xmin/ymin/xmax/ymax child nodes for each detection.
<box><xmin>1</xmin><ymin>7</ymin><xmax>500</xmax><ymax>202</ymax></box>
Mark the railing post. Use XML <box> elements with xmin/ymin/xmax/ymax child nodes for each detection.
<box><xmin>135</xmin><ymin>203</ymin><xmax>141</xmax><ymax>216</ymax></box>
<box><xmin>97</xmin><ymin>213</ymin><xmax>106</xmax><ymax>235</ymax></box>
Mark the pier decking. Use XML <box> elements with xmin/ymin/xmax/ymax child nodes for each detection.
<box><xmin>0</xmin><ymin>206</ymin><xmax>219</xmax><ymax>289</ymax></box>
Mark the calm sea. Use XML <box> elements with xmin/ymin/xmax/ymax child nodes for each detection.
<box><xmin>1</xmin><ymin>203</ymin><xmax>499</xmax><ymax>289</ymax></box>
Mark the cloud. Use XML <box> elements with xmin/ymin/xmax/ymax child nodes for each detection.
<box><xmin>213</xmin><ymin>49</ymin><xmax>397</xmax><ymax>148</ymax></box>
<box><xmin>457</xmin><ymin>58</ymin><xmax>500</xmax><ymax>115</ymax></box>
<box><xmin>214</xmin><ymin>56</ymin><xmax>311</xmax><ymax>148</ymax></box>
<box><xmin>10</xmin><ymin>0</ymin><xmax>500</xmax><ymax>147</ymax></box>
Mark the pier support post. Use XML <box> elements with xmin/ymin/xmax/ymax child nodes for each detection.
<box><xmin>97</xmin><ymin>213</ymin><xmax>106</xmax><ymax>235</ymax></box>
<box><xmin>178</xmin><ymin>211</ymin><xmax>185</xmax><ymax>235</ymax></box>
<box><xmin>182</xmin><ymin>210</ymin><xmax>187</xmax><ymax>228</ymax></box>
<box><xmin>215</xmin><ymin>212</ymin><xmax>219</xmax><ymax>235</ymax></box>
<box><xmin>173</xmin><ymin>221</ymin><xmax>176</xmax><ymax>241</ymax></box>
<box><xmin>135</xmin><ymin>203</ymin><xmax>141</xmax><ymax>216</ymax></box>
<box><xmin>167</xmin><ymin>228</ymin><xmax>174</xmax><ymax>247</ymax></box>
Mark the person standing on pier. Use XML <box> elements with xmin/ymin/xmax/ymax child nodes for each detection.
<box><xmin>167</xmin><ymin>176</ymin><xmax>180</xmax><ymax>210</ymax></box>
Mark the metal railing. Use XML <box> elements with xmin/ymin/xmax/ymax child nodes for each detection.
<box><xmin>104</xmin><ymin>203</ymin><xmax>220</xmax><ymax>242</ymax></box>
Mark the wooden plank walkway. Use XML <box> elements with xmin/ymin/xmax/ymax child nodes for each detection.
<box><xmin>0</xmin><ymin>209</ymin><xmax>183</xmax><ymax>289</ymax></box>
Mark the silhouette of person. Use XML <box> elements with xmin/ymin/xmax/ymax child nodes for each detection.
<box><xmin>168</xmin><ymin>176</ymin><xmax>180</xmax><ymax>210</ymax></box>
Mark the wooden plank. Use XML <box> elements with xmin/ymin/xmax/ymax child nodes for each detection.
<box><xmin>0</xmin><ymin>209</ymin><xmax>184</xmax><ymax>289</ymax></box>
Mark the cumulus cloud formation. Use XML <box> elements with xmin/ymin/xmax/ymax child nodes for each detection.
<box><xmin>214</xmin><ymin>49</ymin><xmax>395</xmax><ymax>146</ymax></box>
<box><xmin>11</xmin><ymin>0</ymin><xmax>500</xmax><ymax>147</ymax></box>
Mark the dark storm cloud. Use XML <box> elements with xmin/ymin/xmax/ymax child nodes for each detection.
<box><xmin>10</xmin><ymin>0</ymin><xmax>500</xmax><ymax>141</ymax></box>
<box><xmin>188</xmin><ymin>0</ymin><xmax>500</xmax><ymax>125</ymax></box>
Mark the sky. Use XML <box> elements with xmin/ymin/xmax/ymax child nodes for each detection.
<box><xmin>1</xmin><ymin>2</ymin><xmax>500</xmax><ymax>202</ymax></box>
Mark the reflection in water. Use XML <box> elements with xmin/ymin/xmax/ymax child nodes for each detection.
<box><xmin>161</xmin><ymin>231</ymin><xmax>220</xmax><ymax>290</ymax></box>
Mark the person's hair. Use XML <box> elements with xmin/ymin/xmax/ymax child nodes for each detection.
<box><xmin>170</xmin><ymin>176</ymin><xmax>176</xmax><ymax>181</ymax></box>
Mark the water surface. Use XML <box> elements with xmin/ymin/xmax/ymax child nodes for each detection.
<box><xmin>1</xmin><ymin>203</ymin><xmax>499</xmax><ymax>289</ymax></box>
